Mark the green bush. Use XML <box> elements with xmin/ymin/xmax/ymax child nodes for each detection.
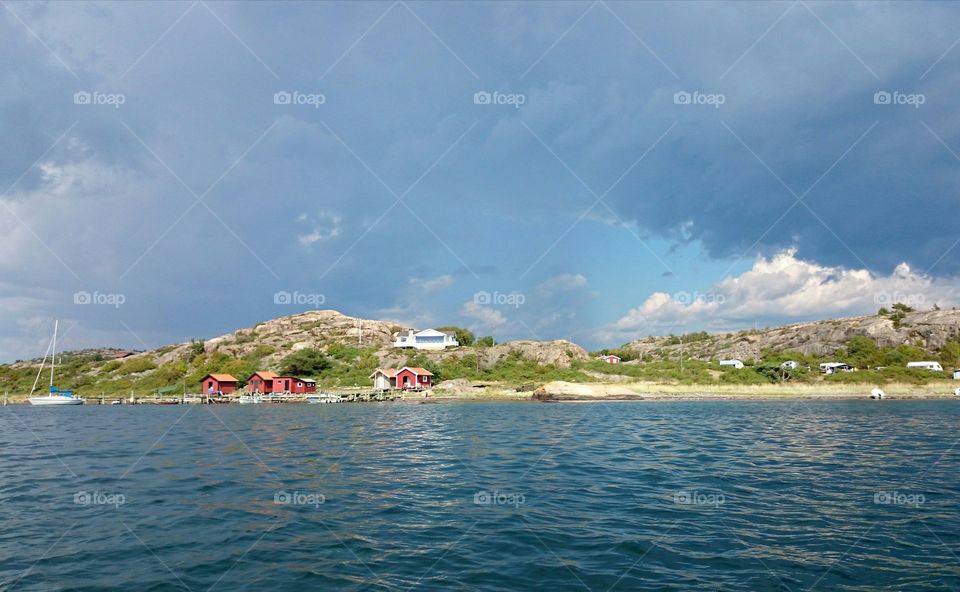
<box><xmin>435</xmin><ymin>326</ymin><xmax>474</xmax><ymax>347</ymax></box>
<box><xmin>279</xmin><ymin>348</ymin><xmax>331</xmax><ymax>377</ymax></box>
<box><xmin>118</xmin><ymin>357</ymin><xmax>156</xmax><ymax>375</ymax></box>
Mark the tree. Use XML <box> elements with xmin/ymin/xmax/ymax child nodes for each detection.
<box><xmin>435</xmin><ymin>326</ymin><xmax>474</xmax><ymax>346</ymax></box>
<box><xmin>279</xmin><ymin>348</ymin><xmax>331</xmax><ymax>377</ymax></box>
<box><xmin>189</xmin><ymin>339</ymin><xmax>206</xmax><ymax>357</ymax></box>
<box><xmin>940</xmin><ymin>341</ymin><xmax>960</xmax><ymax>369</ymax></box>
<box><xmin>845</xmin><ymin>336</ymin><xmax>879</xmax><ymax>369</ymax></box>
<box><xmin>475</xmin><ymin>336</ymin><xmax>495</xmax><ymax>347</ymax></box>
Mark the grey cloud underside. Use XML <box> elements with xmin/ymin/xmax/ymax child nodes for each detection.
<box><xmin>1</xmin><ymin>1</ymin><xmax>959</xmax><ymax>358</ymax></box>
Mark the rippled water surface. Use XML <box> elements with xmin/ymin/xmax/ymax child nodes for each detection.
<box><xmin>1</xmin><ymin>401</ymin><xmax>959</xmax><ymax>591</ymax></box>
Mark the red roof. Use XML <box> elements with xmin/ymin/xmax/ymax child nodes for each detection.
<box><xmin>248</xmin><ymin>371</ymin><xmax>278</xmax><ymax>381</ymax></box>
<box><xmin>202</xmin><ymin>373</ymin><xmax>238</xmax><ymax>382</ymax></box>
<box><xmin>401</xmin><ymin>367</ymin><xmax>433</xmax><ymax>376</ymax></box>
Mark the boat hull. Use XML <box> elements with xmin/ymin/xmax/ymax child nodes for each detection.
<box><xmin>28</xmin><ymin>396</ymin><xmax>84</xmax><ymax>406</ymax></box>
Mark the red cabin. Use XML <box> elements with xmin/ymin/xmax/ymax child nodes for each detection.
<box><xmin>247</xmin><ymin>371</ymin><xmax>317</xmax><ymax>394</ymax></box>
<box><xmin>395</xmin><ymin>367</ymin><xmax>433</xmax><ymax>390</ymax></box>
<box><xmin>200</xmin><ymin>373</ymin><xmax>238</xmax><ymax>395</ymax></box>
<box><xmin>276</xmin><ymin>377</ymin><xmax>317</xmax><ymax>394</ymax></box>
<box><xmin>246</xmin><ymin>371</ymin><xmax>278</xmax><ymax>394</ymax></box>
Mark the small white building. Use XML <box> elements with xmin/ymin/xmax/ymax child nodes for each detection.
<box><xmin>393</xmin><ymin>329</ymin><xmax>459</xmax><ymax>350</ymax></box>
<box><xmin>906</xmin><ymin>361</ymin><xmax>943</xmax><ymax>372</ymax></box>
<box><xmin>953</xmin><ymin>369</ymin><xmax>960</xmax><ymax>380</ymax></box>
<box><xmin>820</xmin><ymin>362</ymin><xmax>853</xmax><ymax>374</ymax></box>
<box><xmin>369</xmin><ymin>368</ymin><xmax>399</xmax><ymax>390</ymax></box>
<box><xmin>719</xmin><ymin>359</ymin><xmax>744</xmax><ymax>369</ymax></box>
<box><xmin>780</xmin><ymin>361</ymin><xmax>799</xmax><ymax>370</ymax></box>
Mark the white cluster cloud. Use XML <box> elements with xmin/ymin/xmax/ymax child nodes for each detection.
<box><xmin>297</xmin><ymin>211</ymin><xmax>342</xmax><ymax>248</ymax></box>
<box><xmin>461</xmin><ymin>301</ymin><xmax>507</xmax><ymax>329</ymax></box>
<box><xmin>610</xmin><ymin>249</ymin><xmax>960</xmax><ymax>336</ymax></box>
<box><xmin>412</xmin><ymin>274</ymin><xmax>455</xmax><ymax>294</ymax></box>
<box><xmin>536</xmin><ymin>273</ymin><xmax>587</xmax><ymax>295</ymax></box>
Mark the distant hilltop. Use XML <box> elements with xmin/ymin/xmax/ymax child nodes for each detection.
<box><xmin>5</xmin><ymin>307</ymin><xmax>960</xmax><ymax>400</ymax></box>
<box><xmin>12</xmin><ymin>307</ymin><xmax>960</xmax><ymax>372</ymax></box>
<box><xmin>143</xmin><ymin>310</ymin><xmax>587</xmax><ymax>370</ymax></box>
<box><xmin>623</xmin><ymin>308</ymin><xmax>960</xmax><ymax>362</ymax></box>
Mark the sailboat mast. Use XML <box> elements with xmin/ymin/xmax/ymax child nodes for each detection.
<box><xmin>50</xmin><ymin>320</ymin><xmax>58</xmax><ymax>388</ymax></box>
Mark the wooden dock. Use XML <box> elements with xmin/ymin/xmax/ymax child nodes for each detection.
<box><xmin>81</xmin><ymin>391</ymin><xmax>409</xmax><ymax>405</ymax></box>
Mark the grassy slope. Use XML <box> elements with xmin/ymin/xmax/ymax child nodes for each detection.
<box><xmin>4</xmin><ymin>330</ymin><xmax>958</xmax><ymax>401</ymax></box>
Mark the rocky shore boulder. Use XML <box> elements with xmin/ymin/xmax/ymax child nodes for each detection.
<box><xmin>532</xmin><ymin>381</ymin><xmax>642</xmax><ymax>401</ymax></box>
<box><xmin>482</xmin><ymin>340</ymin><xmax>589</xmax><ymax>368</ymax></box>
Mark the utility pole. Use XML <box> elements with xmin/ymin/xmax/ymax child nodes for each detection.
<box><xmin>680</xmin><ymin>335</ymin><xmax>684</xmax><ymax>373</ymax></box>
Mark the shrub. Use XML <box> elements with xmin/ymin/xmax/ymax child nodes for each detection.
<box><xmin>435</xmin><ymin>326</ymin><xmax>474</xmax><ymax>347</ymax></box>
<box><xmin>118</xmin><ymin>357</ymin><xmax>156</xmax><ymax>375</ymax></box>
<box><xmin>279</xmin><ymin>348</ymin><xmax>331</xmax><ymax>377</ymax></box>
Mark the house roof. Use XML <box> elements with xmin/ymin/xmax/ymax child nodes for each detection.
<box><xmin>400</xmin><ymin>366</ymin><xmax>434</xmax><ymax>376</ymax></box>
<box><xmin>248</xmin><ymin>371</ymin><xmax>278</xmax><ymax>380</ymax></box>
<box><xmin>203</xmin><ymin>373</ymin><xmax>238</xmax><ymax>382</ymax></box>
<box><xmin>414</xmin><ymin>328</ymin><xmax>446</xmax><ymax>337</ymax></box>
<box><xmin>369</xmin><ymin>367</ymin><xmax>398</xmax><ymax>379</ymax></box>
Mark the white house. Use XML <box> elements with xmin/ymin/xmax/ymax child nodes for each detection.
<box><xmin>393</xmin><ymin>329</ymin><xmax>459</xmax><ymax>350</ymax></box>
<box><xmin>369</xmin><ymin>368</ymin><xmax>398</xmax><ymax>390</ymax></box>
<box><xmin>781</xmin><ymin>361</ymin><xmax>799</xmax><ymax>370</ymax></box>
<box><xmin>719</xmin><ymin>360</ymin><xmax>744</xmax><ymax>369</ymax></box>
<box><xmin>906</xmin><ymin>361</ymin><xmax>944</xmax><ymax>372</ymax></box>
<box><xmin>820</xmin><ymin>362</ymin><xmax>853</xmax><ymax>374</ymax></box>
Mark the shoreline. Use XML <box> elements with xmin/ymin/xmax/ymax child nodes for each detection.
<box><xmin>5</xmin><ymin>380</ymin><xmax>958</xmax><ymax>404</ymax></box>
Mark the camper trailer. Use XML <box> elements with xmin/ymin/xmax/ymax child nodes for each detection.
<box><xmin>906</xmin><ymin>361</ymin><xmax>944</xmax><ymax>372</ymax></box>
<box><xmin>719</xmin><ymin>360</ymin><xmax>744</xmax><ymax>369</ymax></box>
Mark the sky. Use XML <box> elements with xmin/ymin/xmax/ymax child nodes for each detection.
<box><xmin>1</xmin><ymin>0</ymin><xmax>960</xmax><ymax>360</ymax></box>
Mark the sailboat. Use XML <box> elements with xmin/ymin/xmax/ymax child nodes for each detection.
<box><xmin>28</xmin><ymin>320</ymin><xmax>84</xmax><ymax>406</ymax></box>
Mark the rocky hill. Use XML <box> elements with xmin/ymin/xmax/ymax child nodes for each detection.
<box><xmin>150</xmin><ymin>309</ymin><xmax>398</xmax><ymax>367</ymax></box>
<box><xmin>623</xmin><ymin>309</ymin><xmax>960</xmax><ymax>362</ymax></box>
<box><xmin>44</xmin><ymin>310</ymin><xmax>589</xmax><ymax>375</ymax></box>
